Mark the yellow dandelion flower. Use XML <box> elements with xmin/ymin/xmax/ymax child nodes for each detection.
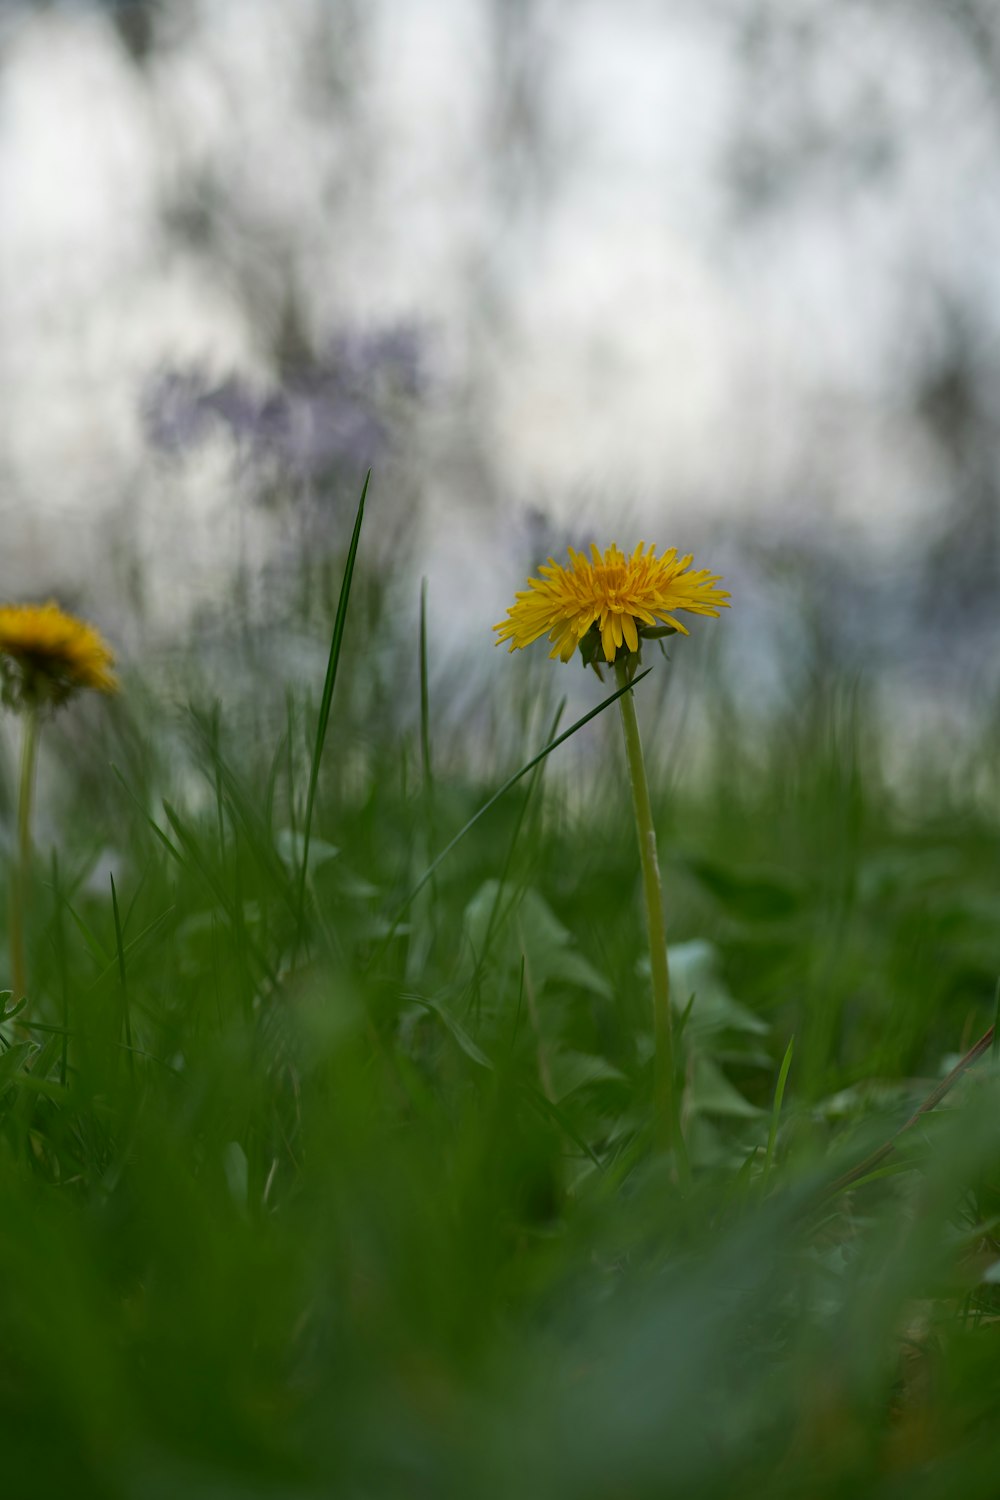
<box><xmin>0</xmin><ymin>601</ymin><xmax>118</xmax><ymax>709</ymax></box>
<box><xmin>493</xmin><ymin>542</ymin><xmax>730</xmax><ymax>665</ymax></box>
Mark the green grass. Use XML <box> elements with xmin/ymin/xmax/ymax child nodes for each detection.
<box><xmin>3</xmin><ymin>492</ymin><xmax>1000</xmax><ymax>1496</ymax></box>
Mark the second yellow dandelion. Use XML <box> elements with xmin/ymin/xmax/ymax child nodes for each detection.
<box><xmin>0</xmin><ymin>601</ymin><xmax>118</xmax><ymax>1007</ymax></box>
<box><xmin>0</xmin><ymin>601</ymin><xmax>118</xmax><ymax>711</ymax></box>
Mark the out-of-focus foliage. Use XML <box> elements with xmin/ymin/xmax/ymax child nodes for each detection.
<box><xmin>0</xmin><ymin>490</ymin><xmax>999</xmax><ymax>1495</ymax></box>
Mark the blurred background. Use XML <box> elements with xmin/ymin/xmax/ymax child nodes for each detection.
<box><xmin>2</xmin><ymin>0</ymin><xmax>1000</xmax><ymax>727</ymax></box>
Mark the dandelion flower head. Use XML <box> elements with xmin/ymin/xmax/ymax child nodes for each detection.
<box><xmin>494</xmin><ymin>542</ymin><xmax>730</xmax><ymax>665</ymax></box>
<box><xmin>0</xmin><ymin>601</ymin><xmax>118</xmax><ymax>710</ymax></box>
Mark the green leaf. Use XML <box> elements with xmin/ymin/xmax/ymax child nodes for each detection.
<box><xmin>406</xmin><ymin>993</ymin><xmax>495</xmax><ymax>1071</ymax></box>
<box><xmin>0</xmin><ymin>993</ymin><xmax>26</xmax><ymax>1025</ymax></box>
<box><xmin>275</xmin><ymin>828</ymin><xmax>340</xmax><ymax>871</ymax></box>
<box><xmin>464</xmin><ymin>881</ymin><xmax>611</xmax><ymax>998</ymax></box>
<box><xmin>223</xmin><ymin>1141</ymin><xmax>249</xmax><ymax>1213</ymax></box>
<box><xmin>549</xmin><ymin>1049</ymin><xmax>627</xmax><ymax>1103</ymax></box>
<box><xmin>689</xmin><ymin>1055</ymin><xmax>763</xmax><ymax>1119</ymax></box>
<box><xmin>666</xmin><ymin>941</ymin><xmax>768</xmax><ymax>1037</ymax></box>
<box><xmin>0</xmin><ymin>1041</ymin><xmax>36</xmax><ymax>1086</ymax></box>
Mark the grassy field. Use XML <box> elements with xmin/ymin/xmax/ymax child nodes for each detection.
<box><xmin>2</xmin><ymin>486</ymin><xmax>1000</xmax><ymax>1497</ymax></box>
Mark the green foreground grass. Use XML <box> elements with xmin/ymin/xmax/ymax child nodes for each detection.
<box><xmin>3</xmin><ymin>511</ymin><xmax>1000</xmax><ymax>1497</ymax></box>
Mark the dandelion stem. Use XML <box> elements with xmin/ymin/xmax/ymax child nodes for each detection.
<box><xmin>614</xmin><ymin>657</ymin><xmax>683</xmax><ymax>1166</ymax></box>
<box><xmin>10</xmin><ymin>705</ymin><xmax>38</xmax><ymax>1003</ymax></box>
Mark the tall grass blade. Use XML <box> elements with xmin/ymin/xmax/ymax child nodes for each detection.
<box><xmin>87</xmin><ymin>906</ymin><xmax>177</xmax><ymax>992</ymax></box>
<box><xmin>376</xmin><ymin>668</ymin><xmax>652</xmax><ymax>957</ymax></box>
<box><xmin>296</xmin><ymin>469</ymin><xmax>370</xmax><ymax>941</ymax></box>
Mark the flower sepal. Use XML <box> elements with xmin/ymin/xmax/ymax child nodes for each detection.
<box><xmin>578</xmin><ymin>625</ymin><xmax>643</xmax><ymax>681</ymax></box>
<box><xmin>578</xmin><ymin>625</ymin><xmax>613</xmax><ymax>676</ymax></box>
<box><xmin>578</xmin><ymin>619</ymin><xmax>680</xmax><ymax>678</ymax></box>
<box><xmin>2</xmin><ymin>657</ymin><xmax>85</xmax><ymax>713</ymax></box>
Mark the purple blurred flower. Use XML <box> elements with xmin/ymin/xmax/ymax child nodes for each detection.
<box><xmin>142</xmin><ymin>324</ymin><xmax>424</xmax><ymax>479</ymax></box>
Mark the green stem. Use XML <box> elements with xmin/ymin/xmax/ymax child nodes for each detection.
<box><xmin>10</xmin><ymin>706</ymin><xmax>39</xmax><ymax>1005</ymax></box>
<box><xmin>614</xmin><ymin>657</ymin><xmax>683</xmax><ymax>1165</ymax></box>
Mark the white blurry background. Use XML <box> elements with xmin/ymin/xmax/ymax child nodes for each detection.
<box><xmin>1</xmin><ymin>0</ymin><xmax>999</xmax><ymax>710</ymax></box>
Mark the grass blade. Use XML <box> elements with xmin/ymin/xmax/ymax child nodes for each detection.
<box><xmin>162</xmin><ymin>801</ymin><xmax>278</xmax><ymax>987</ymax></box>
<box><xmin>761</xmin><ymin>1035</ymin><xmax>794</xmax><ymax>1195</ymax></box>
<box><xmin>375</xmin><ymin>667</ymin><xmax>652</xmax><ymax>959</ymax></box>
<box><xmin>60</xmin><ymin>896</ymin><xmax>111</xmax><ymax>968</ymax></box>
<box><xmin>111</xmin><ymin>763</ymin><xmax>185</xmax><ymax>867</ymax></box>
<box><xmin>461</xmin><ymin>699</ymin><xmax>565</xmax><ymax>1005</ymax></box>
<box><xmin>297</xmin><ymin>469</ymin><xmax>370</xmax><ymax>940</ymax></box>
<box><xmin>86</xmin><ymin>905</ymin><xmax>177</xmax><ymax>992</ymax></box>
<box><xmin>188</xmin><ymin>706</ymin><xmax>298</xmax><ymax>920</ymax></box>
<box><xmin>521</xmin><ymin>1082</ymin><xmax>603</xmax><ymax>1170</ymax></box>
